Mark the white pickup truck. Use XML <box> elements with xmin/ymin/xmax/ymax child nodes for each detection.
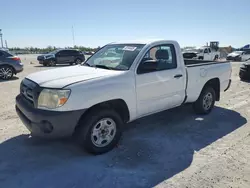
<box><xmin>16</xmin><ymin>40</ymin><xmax>232</xmax><ymax>154</ymax></box>
<box><xmin>183</xmin><ymin>46</ymin><xmax>220</xmax><ymax>61</ymax></box>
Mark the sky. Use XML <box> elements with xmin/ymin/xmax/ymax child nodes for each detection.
<box><xmin>0</xmin><ymin>0</ymin><xmax>249</xmax><ymax>48</ymax></box>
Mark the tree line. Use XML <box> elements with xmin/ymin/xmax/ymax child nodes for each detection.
<box><xmin>9</xmin><ymin>45</ymin><xmax>100</xmax><ymax>54</ymax></box>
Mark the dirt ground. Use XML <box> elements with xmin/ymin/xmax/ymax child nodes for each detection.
<box><xmin>0</xmin><ymin>55</ymin><xmax>250</xmax><ymax>188</ymax></box>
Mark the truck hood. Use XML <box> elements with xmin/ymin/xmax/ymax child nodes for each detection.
<box><xmin>26</xmin><ymin>65</ymin><xmax>123</xmax><ymax>88</ymax></box>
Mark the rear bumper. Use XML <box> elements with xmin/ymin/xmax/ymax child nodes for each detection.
<box><xmin>15</xmin><ymin>67</ymin><xmax>23</xmax><ymax>73</ymax></box>
<box><xmin>15</xmin><ymin>94</ymin><xmax>86</xmax><ymax>138</ymax></box>
<box><xmin>14</xmin><ymin>64</ymin><xmax>24</xmax><ymax>74</ymax></box>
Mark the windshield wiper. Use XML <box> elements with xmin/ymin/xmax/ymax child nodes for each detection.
<box><xmin>83</xmin><ymin>62</ymin><xmax>91</xmax><ymax>66</ymax></box>
<box><xmin>94</xmin><ymin>65</ymin><xmax>113</xmax><ymax>70</ymax></box>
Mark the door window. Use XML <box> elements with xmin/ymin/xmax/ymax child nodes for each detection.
<box><xmin>68</xmin><ymin>50</ymin><xmax>78</xmax><ymax>56</ymax></box>
<box><xmin>208</xmin><ymin>48</ymin><xmax>211</xmax><ymax>53</ymax></box>
<box><xmin>58</xmin><ymin>50</ymin><xmax>69</xmax><ymax>56</ymax></box>
<box><xmin>137</xmin><ymin>44</ymin><xmax>177</xmax><ymax>74</ymax></box>
<box><xmin>204</xmin><ymin>48</ymin><xmax>208</xmax><ymax>53</ymax></box>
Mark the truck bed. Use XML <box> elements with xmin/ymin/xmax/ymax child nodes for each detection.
<box><xmin>184</xmin><ymin>59</ymin><xmax>229</xmax><ymax>67</ymax></box>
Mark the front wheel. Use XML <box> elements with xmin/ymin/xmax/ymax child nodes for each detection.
<box><xmin>0</xmin><ymin>65</ymin><xmax>14</xmax><ymax>80</ymax></box>
<box><xmin>48</xmin><ymin>60</ymin><xmax>56</xmax><ymax>66</ymax></box>
<box><xmin>193</xmin><ymin>87</ymin><xmax>216</xmax><ymax>114</ymax></box>
<box><xmin>76</xmin><ymin>108</ymin><xmax>123</xmax><ymax>155</ymax></box>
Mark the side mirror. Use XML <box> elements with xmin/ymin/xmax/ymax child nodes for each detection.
<box><xmin>138</xmin><ymin>59</ymin><xmax>158</xmax><ymax>74</ymax></box>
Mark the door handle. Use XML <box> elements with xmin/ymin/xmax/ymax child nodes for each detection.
<box><xmin>174</xmin><ymin>74</ymin><xmax>183</xmax><ymax>78</ymax></box>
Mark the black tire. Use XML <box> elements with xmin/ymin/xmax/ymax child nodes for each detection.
<box><xmin>193</xmin><ymin>87</ymin><xmax>216</xmax><ymax>115</ymax></box>
<box><xmin>43</xmin><ymin>62</ymin><xmax>48</xmax><ymax>66</ymax></box>
<box><xmin>48</xmin><ymin>60</ymin><xmax>56</xmax><ymax>66</ymax></box>
<box><xmin>76</xmin><ymin>108</ymin><xmax>123</xmax><ymax>155</ymax></box>
<box><xmin>70</xmin><ymin>62</ymin><xmax>74</xmax><ymax>65</ymax></box>
<box><xmin>75</xmin><ymin>58</ymin><xmax>82</xmax><ymax>65</ymax></box>
<box><xmin>0</xmin><ymin>65</ymin><xmax>14</xmax><ymax>80</ymax></box>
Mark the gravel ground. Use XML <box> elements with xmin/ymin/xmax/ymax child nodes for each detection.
<box><xmin>0</xmin><ymin>55</ymin><xmax>250</xmax><ymax>188</ymax></box>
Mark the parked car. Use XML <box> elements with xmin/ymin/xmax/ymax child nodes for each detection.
<box><xmin>239</xmin><ymin>60</ymin><xmax>250</xmax><ymax>80</ymax></box>
<box><xmin>37</xmin><ymin>49</ymin><xmax>85</xmax><ymax>66</ymax></box>
<box><xmin>16</xmin><ymin>40</ymin><xmax>231</xmax><ymax>154</ymax></box>
<box><xmin>0</xmin><ymin>49</ymin><xmax>23</xmax><ymax>80</ymax></box>
<box><xmin>84</xmin><ymin>51</ymin><xmax>95</xmax><ymax>55</ymax></box>
<box><xmin>226</xmin><ymin>50</ymin><xmax>250</xmax><ymax>62</ymax></box>
<box><xmin>241</xmin><ymin>50</ymin><xmax>250</xmax><ymax>61</ymax></box>
<box><xmin>226</xmin><ymin>51</ymin><xmax>244</xmax><ymax>61</ymax></box>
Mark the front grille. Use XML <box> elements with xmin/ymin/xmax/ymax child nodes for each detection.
<box><xmin>37</xmin><ymin>56</ymin><xmax>45</xmax><ymax>61</ymax></box>
<box><xmin>20</xmin><ymin>79</ymin><xmax>40</xmax><ymax>106</ymax></box>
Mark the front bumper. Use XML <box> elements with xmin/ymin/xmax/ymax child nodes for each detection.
<box><xmin>239</xmin><ymin>68</ymin><xmax>250</xmax><ymax>80</ymax></box>
<box><xmin>38</xmin><ymin>59</ymin><xmax>50</xmax><ymax>64</ymax></box>
<box><xmin>15</xmin><ymin>94</ymin><xmax>86</xmax><ymax>138</ymax></box>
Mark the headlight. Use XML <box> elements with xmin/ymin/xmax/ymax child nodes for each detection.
<box><xmin>38</xmin><ymin>89</ymin><xmax>71</xmax><ymax>109</ymax></box>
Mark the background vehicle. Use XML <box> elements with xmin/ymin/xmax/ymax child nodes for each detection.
<box><xmin>37</xmin><ymin>49</ymin><xmax>85</xmax><ymax>66</ymax></box>
<box><xmin>227</xmin><ymin>50</ymin><xmax>250</xmax><ymax>61</ymax></box>
<box><xmin>16</xmin><ymin>40</ymin><xmax>231</xmax><ymax>154</ymax></box>
<box><xmin>183</xmin><ymin>41</ymin><xmax>220</xmax><ymax>61</ymax></box>
<box><xmin>241</xmin><ymin>50</ymin><xmax>250</xmax><ymax>61</ymax></box>
<box><xmin>0</xmin><ymin>49</ymin><xmax>23</xmax><ymax>80</ymax></box>
<box><xmin>239</xmin><ymin>60</ymin><xmax>250</xmax><ymax>80</ymax></box>
<box><xmin>226</xmin><ymin>51</ymin><xmax>244</xmax><ymax>61</ymax></box>
<box><xmin>84</xmin><ymin>51</ymin><xmax>95</xmax><ymax>55</ymax></box>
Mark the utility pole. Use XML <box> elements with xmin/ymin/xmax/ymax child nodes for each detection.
<box><xmin>0</xmin><ymin>29</ymin><xmax>3</xmax><ymax>48</ymax></box>
<box><xmin>72</xmin><ymin>26</ymin><xmax>75</xmax><ymax>47</ymax></box>
<box><xmin>5</xmin><ymin>40</ymin><xmax>8</xmax><ymax>49</ymax></box>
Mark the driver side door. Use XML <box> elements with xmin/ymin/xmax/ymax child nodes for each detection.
<box><xmin>135</xmin><ymin>44</ymin><xmax>186</xmax><ymax>117</ymax></box>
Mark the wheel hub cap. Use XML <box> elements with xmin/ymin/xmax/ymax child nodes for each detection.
<box><xmin>0</xmin><ymin>68</ymin><xmax>12</xmax><ymax>79</ymax></box>
<box><xmin>203</xmin><ymin>92</ymin><xmax>213</xmax><ymax>110</ymax></box>
<box><xmin>91</xmin><ymin>118</ymin><xmax>116</xmax><ymax>147</ymax></box>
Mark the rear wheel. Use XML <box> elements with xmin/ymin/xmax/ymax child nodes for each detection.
<box><xmin>75</xmin><ymin>58</ymin><xmax>82</xmax><ymax>65</ymax></box>
<box><xmin>213</xmin><ymin>55</ymin><xmax>219</xmax><ymax>61</ymax></box>
<box><xmin>0</xmin><ymin>65</ymin><xmax>14</xmax><ymax>80</ymax></box>
<box><xmin>193</xmin><ymin>87</ymin><xmax>216</xmax><ymax>114</ymax></box>
<box><xmin>75</xmin><ymin>108</ymin><xmax>123</xmax><ymax>155</ymax></box>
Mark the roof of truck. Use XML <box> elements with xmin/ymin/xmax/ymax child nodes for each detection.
<box><xmin>108</xmin><ymin>39</ymin><xmax>179</xmax><ymax>46</ymax></box>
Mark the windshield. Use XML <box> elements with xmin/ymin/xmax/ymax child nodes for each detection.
<box><xmin>83</xmin><ymin>44</ymin><xmax>145</xmax><ymax>70</ymax></box>
<box><xmin>198</xmin><ymin>48</ymin><xmax>204</xmax><ymax>53</ymax></box>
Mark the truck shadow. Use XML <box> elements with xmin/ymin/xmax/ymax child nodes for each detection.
<box><xmin>0</xmin><ymin>106</ymin><xmax>247</xmax><ymax>188</ymax></box>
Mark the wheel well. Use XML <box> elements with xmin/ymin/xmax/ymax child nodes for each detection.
<box><xmin>202</xmin><ymin>78</ymin><xmax>220</xmax><ymax>101</ymax></box>
<box><xmin>75</xmin><ymin>99</ymin><xmax>130</xmax><ymax>130</ymax></box>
